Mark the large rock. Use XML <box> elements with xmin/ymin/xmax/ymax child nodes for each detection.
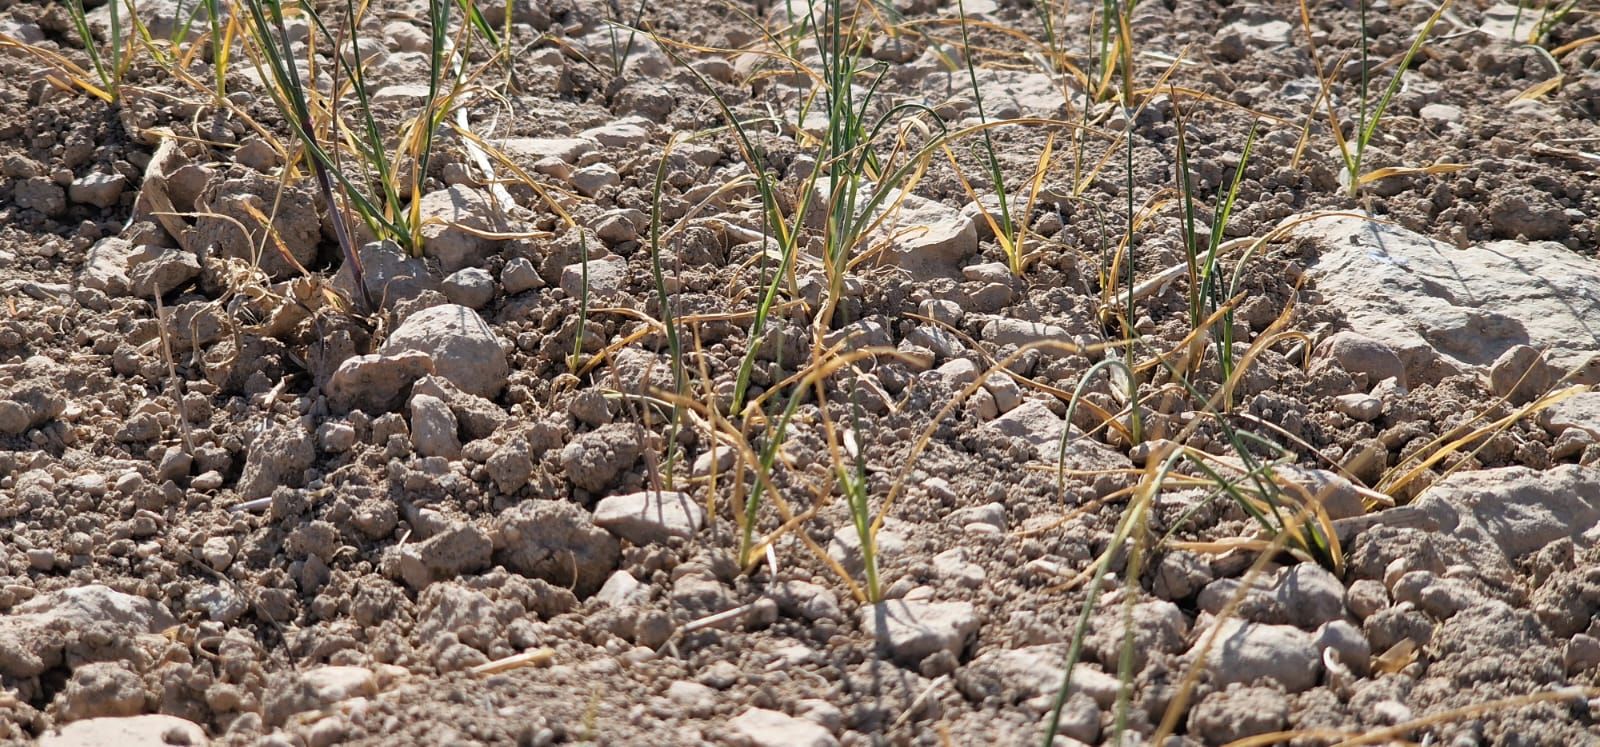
<box><xmin>1194</xmin><ymin>619</ymin><xmax>1322</xmax><ymax>692</ymax></box>
<box><xmin>1408</xmin><ymin>465</ymin><xmax>1600</xmax><ymax>562</ymax></box>
<box><xmin>39</xmin><ymin>715</ymin><xmax>208</xmax><ymax>747</ymax></box>
<box><xmin>327</xmin><ymin>351</ymin><xmax>435</xmax><ymax>414</ymax></box>
<box><xmin>0</xmin><ymin>585</ymin><xmax>176</xmax><ymax>679</ymax></box>
<box><xmin>417</xmin><ymin>185</ymin><xmax>512</xmax><ymax>272</ymax></box>
<box><xmin>1298</xmin><ymin>214</ymin><xmax>1600</xmax><ymax>386</ymax></box>
<box><xmin>335</xmin><ymin>240</ymin><xmax>440</xmax><ymax>310</ymax></box>
<box><xmin>380</xmin><ymin>304</ymin><xmax>508</xmax><ymax>399</ymax></box>
<box><xmin>858</xmin><ymin>599</ymin><xmax>979</xmax><ymax>666</ymax></box>
<box><xmin>728</xmin><ymin>708</ymin><xmax>838</xmax><ymax>747</ymax></box>
<box><xmin>593</xmin><ymin>490</ymin><xmax>705</xmax><ymax>545</ymax></box>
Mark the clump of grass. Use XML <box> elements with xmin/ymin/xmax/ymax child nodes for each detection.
<box><xmin>238</xmin><ymin>0</ymin><xmax>470</xmax><ymax>310</ymax></box>
<box><xmin>653</xmin><ymin>0</ymin><xmax>960</xmax><ymax>596</ymax></box>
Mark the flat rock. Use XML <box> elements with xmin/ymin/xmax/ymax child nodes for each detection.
<box><xmin>501</xmin><ymin>137</ymin><xmax>595</xmax><ymax>165</ymax></box>
<box><xmin>593</xmin><ymin>490</ymin><xmax>705</xmax><ymax>545</ymax></box>
<box><xmin>981</xmin><ymin>317</ymin><xmax>1091</xmax><ymax>356</ymax></box>
<box><xmin>858</xmin><ymin>599</ymin><xmax>979</xmax><ymax>666</ymax></box>
<box><xmin>728</xmin><ymin>707</ymin><xmax>838</xmax><ymax>747</ymax></box>
<box><xmin>921</xmin><ymin>68</ymin><xmax>1064</xmax><ymax>119</ymax></box>
<box><xmin>580</xmin><ymin>119</ymin><xmax>652</xmax><ymax>148</ymax></box>
<box><xmin>0</xmin><ymin>585</ymin><xmax>177</xmax><ymax>679</ymax></box>
<box><xmin>1541</xmin><ymin>392</ymin><xmax>1600</xmax><ymax>439</ymax></box>
<box><xmin>380</xmin><ymin>304</ymin><xmax>508</xmax><ymax>399</ymax></box>
<box><xmin>39</xmin><ymin>715</ymin><xmax>208</xmax><ymax>747</ymax></box>
<box><xmin>1408</xmin><ymin>464</ymin><xmax>1600</xmax><ymax>563</ymax></box>
<box><xmin>1298</xmin><ymin>214</ymin><xmax>1600</xmax><ymax>386</ymax></box>
<box><xmin>1195</xmin><ymin>619</ymin><xmax>1322</xmax><ymax>692</ymax></box>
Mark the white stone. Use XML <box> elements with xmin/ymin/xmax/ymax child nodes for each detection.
<box><xmin>572</xmin><ymin>163</ymin><xmax>621</xmax><ymax>196</ymax></box>
<box><xmin>39</xmin><ymin>715</ymin><xmax>208</xmax><ymax>747</ymax></box>
<box><xmin>595</xmin><ymin>570</ymin><xmax>648</xmax><ymax>607</ymax></box>
<box><xmin>1298</xmin><ymin>214</ymin><xmax>1600</xmax><ymax>385</ymax></box>
<box><xmin>593</xmin><ymin>490</ymin><xmax>705</xmax><ymax>545</ymax></box>
<box><xmin>858</xmin><ymin>599</ymin><xmax>979</xmax><ymax>666</ymax></box>
<box><xmin>728</xmin><ymin>707</ymin><xmax>838</xmax><ymax>747</ymax></box>
<box><xmin>69</xmin><ymin>172</ymin><xmax>127</xmax><ymax>208</ymax></box>
<box><xmin>442</xmin><ymin>267</ymin><xmax>496</xmax><ymax>309</ymax></box>
<box><xmin>560</xmin><ymin>255</ymin><xmax>628</xmax><ymax>299</ymax></box>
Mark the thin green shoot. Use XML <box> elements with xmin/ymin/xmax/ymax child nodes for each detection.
<box><xmin>569</xmin><ymin>229</ymin><xmax>593</xmax><ymax>373</ymax></box>
<box><xmin>647</xmin><ymin>139</ymin><xmax>688</xmax><ymax>484</ymax></box>
<box><xmin>1339</xmin><ymin>0</ymin><xmax>1451</xmax><ymax>196</ymax></box>
<box><xmin>956</xmin><ymin>0</ymin><xmax>1017</xmax><ymax>275</ymax></box>
<box><xmin>1175</xmin><ymin>111</ymin><xmax>1259</xmax><ymax>400</ymax></box>
<box><xmin>841</xmin><ymin>390</ymin><xmax>881</xmax><ymax>602</ymax></box>
<box><xmin>65</xmin><ymin>0</ymin><xmax>124</xmax><ymax>101</ymax></box>
<box><xmin>605</xmin><ymin>0</ymin><xmax>651</xmax><ymax>77</ymax></box>
<box><xmin>204</xmin><ymin>0</ymin><xmax>227</xmax><ymax>97</ymax></box>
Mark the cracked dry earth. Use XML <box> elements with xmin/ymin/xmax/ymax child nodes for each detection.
<box><xmin>2</xmin><ymin>0</ymin><xmax>1600</xmax><ymax>745</ymax></box>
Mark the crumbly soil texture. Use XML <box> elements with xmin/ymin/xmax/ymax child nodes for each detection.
<box><xmin>2</xmin><ymin>0</ymin><xmax>1600</xmax><ymax>745</ymax></box>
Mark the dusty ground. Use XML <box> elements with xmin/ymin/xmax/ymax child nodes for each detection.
<box><xmin>2</xmin><ymin>0</ymin><xmax>1600</xmax><ymax>745</ymax></box>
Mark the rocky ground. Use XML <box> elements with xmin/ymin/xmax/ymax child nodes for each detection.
<box><xmin>2</xmin><ymin>0</ymin><xmax>1600</xmax><ymax>745</ymax></box>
